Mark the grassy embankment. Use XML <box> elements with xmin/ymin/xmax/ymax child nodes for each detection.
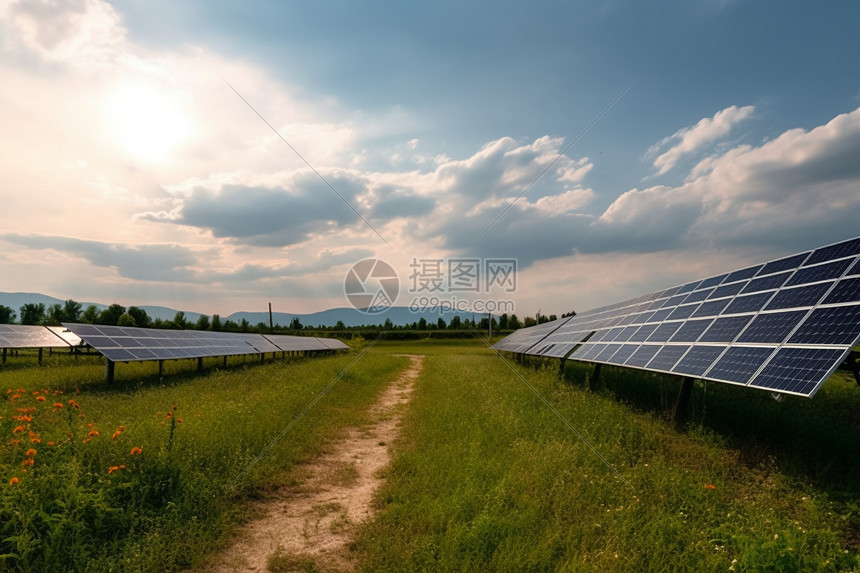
<box><xmin>355</xmin><ymin>340</ymin><xmax>859</xmax><ymax>572</ymax></box>
<box><xmin>0</xmin><ymin>345</ymin><xmax>406</xmax><ymax>572</ymax></box>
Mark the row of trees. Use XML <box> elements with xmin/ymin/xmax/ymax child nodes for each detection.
<box><xmin>0</xmin><ymin>300</ymin><xmax>564</xmax><ymax>333</ymax></box>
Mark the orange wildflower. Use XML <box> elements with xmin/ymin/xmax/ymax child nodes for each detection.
<box><xmin>108</xmin><ymin>466</ymin><xmax>120</xmax><ymax>474</ymax></box>
<box><xmin>68</xmin><ymin>399</ymin><xmax>80</xmax><ymax>409</ymax></box>
<box><xmin>130</xmin><ymin>446</ymin><xmax>143</xmax><ymax>456</ymax></box>
<box><xmin>81</xmin><ymin>438</ymin><xmax>92</xmax><ymax>444</ymax></box>
<box><xmin>30</xmin><ymin>438</ymin><xmax>41</xmax><ymax>444</ymax></box>
<box><xmin>16</xmin><ymin>389</ymin><xmax>24</xmax><ymax>393</ymax></box>
<box><xmin>704</xmin><ymin>484</ymin><xmax>716</xmax><ymax>490</ymax></box>
<box><xmin>35</xmin><ymin>396</ymin><xmax>45</xmax><ymax>402</ymax></box>
<box><xmin>21</xmin><ymin>458</ymin><xmax>34</xmax><ymax>467</ymax></box>
<box><xmin>9</xmin><ymin>439</ymin><xmax>21</xmax><ymax>445</ymax></box>
<box><xmin>87</xmin><ymin>430</ymin><xmax>99</xmax><ymax>437</ymax></box>
<box><xmin>9</xmin><ymin>477</ymin><xmax>18</xmax><ymax>486</ymax></box>
<box><xmin>176</xmin><ymin>418</ymin><xmax>183</xmax><ymax>424</ymax></box>
<box><xmin>46</xmin><ymin>441</ymin><xmax>55</xmax><ymax>446</ymax></box>
<box><xmin>12</xmin><ymin>426</ymin><xmax>25</xmax><ymax>434</ymax></box>
<box><xmin>10</xmin><ymin>395</ymin><xmax>21</xmax><ymax>400</ymax></box>
<box><xmin>12</xmin><ymin>415</ymin><xmax>32</xmax><ymax>422</ymax></box>
<box><xmin>53</xmin><ymin>390</ymin><xmax>63</xmax><ymax>395</ymax></box>
<box><xmin>25</xmin><ymin>449</ymin><xmax>36</xmax><ymax>457</ymax></box>
<box><xmin>112</xmin><ymin>431</ymin><xmax>121</xmax><ymax>440</ymax></box>
<box><xmin>53</xmin><ymin>402</ymin><xmax>64</xmax><ymax>410</ymax></box>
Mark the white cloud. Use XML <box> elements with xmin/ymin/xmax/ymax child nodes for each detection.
<box><xmin>649</xmin><ymin>104</ymin><xmax>755</xmax><ymax>175</ymax></box>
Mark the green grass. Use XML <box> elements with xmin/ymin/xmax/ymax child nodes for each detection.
<box><xmin>354</xmin><ymin>344</ymin><xmax>859</xmax><ymax>572</ymax></box>
<box><xmin>0</xmin><ymin>348</ymin><xmax>407</xmax><ymax>572</ymax></box>
<box><xmin>2</xmin><ymin>341</ymin><xmax>859</xmax><ymax>571</ymax></box>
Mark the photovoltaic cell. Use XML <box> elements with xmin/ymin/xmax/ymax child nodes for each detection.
<box><xmin>699</xmin><ymin>273</ymin><xmax>728</xmax><ymax>289</ymax></box>
<box><xmin>647</xmin><ymin>322</ymin><xmax>683</xmax><ymax>342</ymax></box>
<box><xmin>683</xmin><ymin>288</ymin><xmax>715</xmax><ymax>304</ymax></box>
<box><xmin>630</xmin><ymin>324</ymin><xmax>658</xmax><ymax>342</ymax></box>
<box><xmin>758</xmin><ymin>252</ymin><xmax>809</xmax><ymax>275</ymax></box>
<box><xmin>823</xmin><ymin>277</ymin><xmax>860</xmax><ymax>304</ymax></box>
<box><xmin>787</xmin><ymin>259</ymin><xmax>852</xmax><ymax>286</ymax></box>
<box><xmin>765</xmin><ymin>283</ymin><xmax>832</xmax><ymax>310</ymax></box>
<box><xmin>647</xmin><ymin>345</ymin><xmax>690</xmax><ymax>371</ymax></box>
<box><xmin>706</xmin><ymin>346</ymin><xmax>774</xmax><ymax>384</ymax></box>
<box><xmin>750</xmin><ymin>347</ymin><xmax>848</xmax><ymax>396</ymax></box>
<box><xmin>673</xmin><ymin>346</ymin><xmax>725</xmax><ymax>377</ymax></box>
<box><xmin>692</xmin><ymin>299</ymin><xmax>731</xmax><ymax>318</ymax></box>
<box><xmin>742</xmin><ymin>272</ymin><xmax>791</xmax><ymax>294</ymax></box>
<box><xmin>671</xmin><ymin>319</ymin><xmax>713</xmax><ymax>342</ymax></box>
<box><xmin>849</xmin><ymin>259</ymin><xmax>860</xmax><ymax>276</ymax></box>
<box><xmin>667</xmin><ymin>304</ymin><xmax>700</xmax><ymax>320</ymax></box>
<box><xmin>724</xmin><ymin>265</ymin><xmax>763</xmax><ymax>283</ymax></box>
<box><xmin>625</xmin><ymin>344</ymin><xmax>661</xmax><ymax>368</ymax></box>
<box><xmin>722</xmin><ymin>292</ymin><xmax>773</xmax><ymax>315</ymax></box>
<box><xmin>608</xmin><ymin>344</ymin><xmax>639</xmax><ymax>364</ymax></box>
<box><xmin>736</xmin><ymin>310</ymin><xmax>807</xmax><ymax>343</ymax></box>
<box><xmin>699</xmin><ymin>315</ymin><xmax>753</xmax><ymax>343</ymax></box>
<box><xmin>788</xmin><ymin>305</ymin><xmax>860</xmax><ymax>346</ymax></box>
<box><xmin>709</xmin><ymin>281</ymin><xmax>747</xmax><ymax>300</ymax></box>
<box><xmin>676</xmin><ymin>280</ymin><xmax>703</xmax><ymax>295</ymax></box>
<box><xmin>804</xmin><ymin>237</ymin><xmax>860</xmax><ymax>266</ymax></box>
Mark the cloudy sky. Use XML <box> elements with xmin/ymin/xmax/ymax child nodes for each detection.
<box><xmin>1</xmin><ymin>0</ymin><xmax>859</xmax><ymax>319</ymax></box>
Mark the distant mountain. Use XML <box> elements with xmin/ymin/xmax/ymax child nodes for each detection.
<box><xmin>228</xmin><ymin>306</ymin><xmax>488</xmax><ymax>328</ymax></box>
<box><xmin>0</xmin><ymin>292</ymin><xmax>490</xmax><ymax>327</ymax></box>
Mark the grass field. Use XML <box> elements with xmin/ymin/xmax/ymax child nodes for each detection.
<box><xmin>1</xmin><ymin>340</ymin><xmax>859</xmax><ymax>571</ymax></box>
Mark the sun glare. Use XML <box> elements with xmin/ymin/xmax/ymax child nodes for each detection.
<box><xmin>106</xmin><ymin>82</ymin><xmax>195</xmax><ymax>164</ymax></box>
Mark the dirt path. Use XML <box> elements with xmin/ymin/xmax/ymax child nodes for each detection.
<box><xmin>209</xmin><ymin>354</ymin><xmax>424</xmax><ymax>573</ymax></box>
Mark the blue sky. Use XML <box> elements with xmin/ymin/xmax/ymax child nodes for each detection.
<box><xmin>1</xmin><ymin>0</ymin><xmax>859</xmax><ymax>319</ymax></box>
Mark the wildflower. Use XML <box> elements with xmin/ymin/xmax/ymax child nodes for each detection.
<box><xmin>704</xmin><ymin>484</ymin><xmax>716</xmax><ymax>490</ymax></box>
<box><xmin>166</xmin><ymin>412</ymin><xmax>172</xmax><ymax>418</ymax></box>
<box><xmin>53</xmin><ymin>402</ymin><xmax>64</xmax><ymax>410</ymax></box>
<box><xmin>35</xmin><ymin>396</ymin><xmax>46</xmax><ymax>402</ymax></box>
<box><xmin>25</xmin><ymin>449</ymin><xmax>36</xmax><ymax>457</ymax></box>
<box><xmin>21</xmin><ymin>458</ymin><xmax>34</xmax><ymax>467</ymax></box>
<box><xmin>29</xmin><ymin>438</ymin><xmax>41</xmax><ymax>444</ymax></box>
<box><xmin>53</xmin><ymin>390</ymin><xmax>63</xmax><ymax>395</ymax></box>
<box><xmin>108</xmin><ymin>466</ymin><xmax>120</xmax><ymax>474</ymax></box>
<box><xmin>15</xmin><ymin>408</ymin><xmax>35</xmax><ymax>413</ymax></box>
<box><xmin>12</xmin><ymin>415</ymin><xmax>32</xmax><ymax>422</ymax></box>
<box><xmin>68</xmin><ymin>399</ymin><xmax>80</xmax><ymax>409</ymax></box>
<box><xmin>46</xmin><ymin>441</ymin><xmax>55</xmax><ymax>446</ymax></box>
<box><xmin>130</xmin><ymin>446</ymin><xmax>143</xmax><ymax>456</ymax></box>
<box><xmin>9</xmin><ymin>439</ymin><xmax>21</xmax><ymax>445</ymax></box>
<box><xmin>112</xmin><ymin>430</ymin><xmax>122</xmax><ymax>440</ymax></box>
<box><xmin>87</xmin><ymin>430</ymin><xmax>99</xmax><ymax>437</ymax></box>
<box><xmin>12</xmin><ymin>426</ymin><xmax>25</xmax><ymax>434</ymax></box>
<box><xmin>176</xmin><ymin>418</ymin><xmax>183</xmax><ymax>424</ymax></box>
<box><xmin>81</xmin><ymin>438</ymin><xmax>92</xmax><ymax>444</ymax></box>
<box><xmin>9</xmin><ymin>477</ymin><xmax>18</xmax><ymax>486</ymax></box>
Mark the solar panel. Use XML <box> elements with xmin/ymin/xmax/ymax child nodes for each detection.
<box><xmin>0</xmin><ymin>325</ymin><xmax>70</xmax><ymax>349</ymax></box>
<box><xmin>63</xmin><ymin>323</ymin><xmax>276</xmax><ymax>362</ymax></box>
<box><xmin>491</xmin><ymin>234</ymin><xmax>860</xmax><ymax>397</ymax></box>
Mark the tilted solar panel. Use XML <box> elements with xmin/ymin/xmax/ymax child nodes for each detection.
<box><xmin>491</xmin><ymin>235</ymin><xmax>860</xmax><ymax>397</ymax></box>
<box><xmin>0</xmin><ymin>325</ymin><xmax>71</xmax><ymax>349</ymax></box>
<box><xmin>63</xmin><ymin>323</ymin><xmax>274</xmax><ymax>362</ymax></box>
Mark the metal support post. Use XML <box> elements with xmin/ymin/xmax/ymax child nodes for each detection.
<box><xmin>674</xmin><ymin>377</ymin><xmax>694</xmax><ymax>427</ymax></box>
<box><xmin>105</xmin><ymin>360</ymin><xmax>115</xmax><ymax>383</ymax></box>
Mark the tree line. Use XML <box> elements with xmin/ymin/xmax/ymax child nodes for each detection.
<box><xmin>0</xmin><ymin>300</ymin><xmax>564</xmax><ymax>333</ymax></box>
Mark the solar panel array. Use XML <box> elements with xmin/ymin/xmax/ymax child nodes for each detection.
<box><xmin>62</xmin><ymin>324</ymin><xmax>349</xmax><ymax>363</ymax></box>
<box><xmin>0</xmin><ymin>325</ymin><xmax>72</xmax><ymax>349</ymax></box>
<box><xmin>493</xmin><ymin>236</ymin><xmax>860</xmax><ymax>398</ymax></box>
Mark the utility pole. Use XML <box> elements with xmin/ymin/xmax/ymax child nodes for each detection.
<box><xmin>268</xmin><ymin>302</ymin><xmax>274</xmax><ymax>330</ymax></box>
